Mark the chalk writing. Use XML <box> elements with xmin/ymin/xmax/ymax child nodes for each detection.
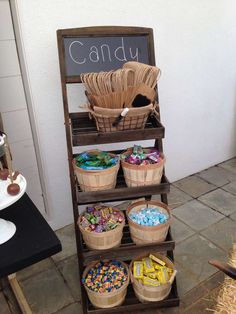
<box><xmin>64</xmin><ymin>35</ymin><xmax>149</xmax><ymax>76</ymax></box>
<box><xmin>69</xmin><ymin>37</ymin><xmax>139</xmax><ymax>64</ymax></box>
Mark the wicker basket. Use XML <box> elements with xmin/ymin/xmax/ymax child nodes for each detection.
<box><xmin>121</xmin><ymin>149</ymin><xmax>165</xmax><ymax>187</ymax></box>
<box><xmin>78</xmin><ymin>209</ymin><xmax>125</xmax><ymax>250</ymax></box>
<box><xmin>130</xmin><ymin>253</ymin><xmax>177</xmax><ymax>303</ymax></box>
<box><xmin>126</xmin><ymin>200</ymin><xmax>171</xmax><ymax>245</ymax></box>
<box><xmin>73</xmin><ymin>151</ymin><xmax>120</xmax><ymax>192</ymax></box>
<box><xmin>82</xmin><ymin>259</ymin><xmax>130</xmax><ymax>308</ymax></box>
<box><xmin>88</xmin><ymin>103</ymin><xmax>155</xmax><ymax>133</ymax></box>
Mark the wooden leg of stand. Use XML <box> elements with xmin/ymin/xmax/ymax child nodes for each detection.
<box><xmin>8</xmin><ymin>273</ymin><xmax>32</xmax><ymax>314</ymax></box>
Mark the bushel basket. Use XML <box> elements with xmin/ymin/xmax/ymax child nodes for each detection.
<box><xmin>121</xmin><ymin>149</ymin><xmax>165</xmax><ymax>187</ymax></box>
<box><xmin>78</xmin><ymin>209</ymin><xmax>125</xmax><ymax>250</ymax></box>
<box><xmin>126</xmin><ymin>200</ymin><xmax>171</xmax><ymax>245</ymax></box>
<box><xmin>73</xmin><ymin>150</ymin><xmax>119</xmax><ymax>192</ymax></box>
<box><xmin>82</xmin><ymin>259</ymin><xmax>130</xmax><ymax>308</ymax></box>
<box><xmin>130</xmin><ymin>253</ymin><xmax>177</xmax><ymax>303</ymax></box>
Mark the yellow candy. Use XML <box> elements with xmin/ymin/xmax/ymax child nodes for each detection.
<box><xmin>142</xmin><ymin>257</ymin><xmax>155</xmax><ymax>273</ymax></box>
<box><xmin>149</xmin><ymin>254</ymin><xmax>166</xmax><ymax>266</ymax></box>
<box><xmin>133</xmin><ymin>261</ymin><xmax>143</xmax><ymax>279</ymax></box>
<box><xmin>143</xmin><ymin>276</ymin><xmax>160</xmax><ymax>286</ymax></box>
<box><xmin>147</xmin><ymin>271</ymin><xmax>158</xmax><ymax>279</ymax></box>
<box><xmin>156</xmin><ymin>267</ymin><xmax>169</xmax><ymax>284</ymax></box>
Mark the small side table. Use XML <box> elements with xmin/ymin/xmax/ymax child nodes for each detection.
<box><xmin>0</xmin><ymin>194</ymin><xmax>62</xmax><ymax>313</ymax></box>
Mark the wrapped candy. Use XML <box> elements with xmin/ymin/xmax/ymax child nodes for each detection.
<box><xmin>83</xmin><ymin>260</ymin><xmax>128</xmax><ymax>293</ymax></box>
<box><xmin>129</xmin><ymin>207</ymin><xmax>169</xmax><ymax>226</ymax></box>
<box><xmin>75</xmin><ymin>150</ymin><xmax>119</xmax><ymax>170</ymax></box>
<box><xmin>79</xmin><ymin>204</ymin><xmax>124</xmax><ymax>233</ymax></box>
<box><xmin>121</xmin><ymin>145</ymin><xmax>161</xmax><ymax>165</ymax></box>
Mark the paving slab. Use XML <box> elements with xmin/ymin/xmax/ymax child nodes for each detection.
<box><xmin>170</xmin><ymin>216</ymin><xmax>195</xmax><ymax>243</ymax></box>
<box><xmin>0</xmin><ymin>292</ymin><xmax>11</xmax><ymax>314</ymax></box>
<box><xmin>173</xmin><ymin>176</ymin><xmax>216</xmax><ymax>198</ymax></box>
<box><xmin>57</xmin><ymin>255</ymin><xmax>81</xmax><ymax>302</ymax></box>
<box><xmin>166</xmin><ymin>185</ymin><xmax>192</xmax><ymax>209</ymax></box>
<box><xmin>198</xmin><ymin>188</ymin><xmax>236</xmax><ymax>216</ymax></box>
<box><xmin>175</xmin><ymin>234</ymin><xmax>226</xmax><ymax>284</ymax></box>
<box><xmin>222</xmin><ymin>180</ymin><xmax>236</xmax><ymax>195</ymax></box>
<box><xmin>173</xmin><ymin>200</ymin><xmax>224</xmax><ymax>231</ymax></box>
<box><xmin>56</xmin><ymin>302</ymin><xmax>83</xmax><ymax>314</ymax></box>
<box><xmin>174</xmin><ymin>261</ymin><xmax>200</xmax><ymax>297</ymax></box>
<box><xmin>230</xmin><ymin>211</ymin><xmax>236</xmax><ymax>221</ymax></box>
<box><xmin>52</xmin><ymin>224</ymin><xmax>77</xmax><ymax>263</ymax></box>
<box><xmin>180</xmin><ymin>280</ymin><xmax>208</xmax><ymax>309</ymax></box>
<box><xmin>20</xmin><ymin>267</ymin><xmax>74</xmax><ymax>314</ymax></box>
<box><xmin>196</xmin><ymin>166</ymin><xmax>236</xmax><ymax>187</ymax></box>
<box><xmin>17</xmin><ymin>258</ymin><xmax>55</xmax><ymax>281</ymax></box>
<box><xmin>183</xmin><ymin>286</ymin><xmax>221</xmax><ymax>313</ymax></box>
<box><xmin>200</xmin><ymin>217</ymin><xmax>236</xmax><ymax>252</ymax></box>
<box><xmin>218</xmin><ymin>157</ymin><xmax>236</xmax><ymax>174</ymax></box>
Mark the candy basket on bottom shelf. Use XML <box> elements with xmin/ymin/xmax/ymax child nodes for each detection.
<box><xmin>78</xmin><ymin>205</ymin><xmax>125</xmax><ymax>250</ymax></box>
<box><xmin>130</xmin><ymin>253</ymin><xmax>177</xmax><ymax>303</ymax></box>
<box><xmin>82</xmin><ymin>259</ymin><xmax>130</xmax><ymax>309</ymax></box>
<box><xmin>126</xmin><ymin>200</ymin><xmax>171</xmax><ymax>245</ymax></box>
<box><xmin>121</xmin><ymin>146</ymin><xmax>165</xmax><ymax>187</ymax></box>
<box><xmin>73</xmin><ymin>150</ymin><xmax>120</xmax><ymax>192</ymax></box>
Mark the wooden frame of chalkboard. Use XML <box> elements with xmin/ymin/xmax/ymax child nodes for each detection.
<box><xmin>57</xmin><ymin>26</ymin><xmax>156</xmax><ymax>83</ymax></box>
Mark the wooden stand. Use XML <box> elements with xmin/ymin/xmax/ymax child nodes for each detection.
<box><xmin>57</xmin><ymin>26</ymin><xmax>179</xmax><ymax>313</ymax></box>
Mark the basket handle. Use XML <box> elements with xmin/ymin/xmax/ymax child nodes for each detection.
<box><xmin>168</xmin><ymin>269</ymin><xmax>177</xmax><ymax>285</ymax></box>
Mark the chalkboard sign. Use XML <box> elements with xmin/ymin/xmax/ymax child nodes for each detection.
<box><xmin>64</xmin><ymin>36</ymin><xmax>149</xmax><ymax>76</ymax></box>
<box><xmin>57</xmin><ymin>26</ymin><xmax>155</xmax><ymax>82</ymax></box>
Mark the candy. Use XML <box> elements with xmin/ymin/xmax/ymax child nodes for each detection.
<box><xmin>132</xmin><ymin>255</ymin><xmax>175</xmax><ymax>286</ymax></box>
<box><xmin>147</xmin><ymin>271</ymin><xmax>158</xmax><ymax>279</ymax></box>
<box><xmin>83</xmin><ymin>260</ymin><xmax>128</xmax><ymax>293</ymax></box>
<box><xmin>156</xmin><ymin>267</ymin><xmax>169</xmax><ymax>284</ymax></box>
<box><xmin>121</xmin><ymin>145</ymin><xmax>161</xmax><ymax>166</ymax></box>
<box><xmin>133</xmin><ymin>261</ymin><xmax>144</xmax><ymax>279</ymax></box>
<box><xmin>143</xmin><ymin>276</ymin><xmax>160</xmax><ymax>286</ymax></box>
<box><xmin>129</xmin><ymin>207</ymin><xmax>169</xmax><ymax>226</ymax></box>
<box><xmin>79</xmin><ymin>204</ymin><xmax>124</xmax><ymax>233</ymax></box>
<box><xmin>142</xmin><ymin>257</ymin><xmax>155</xmax><ymax>273</ymax></box>
<box><xmin>75</xmin><ymin>150</ymin><xmax>119</xmax><ymax>170</ymax></box>
<box><xmin>149</xmin><ymin>254</ymin><xmax>166</xmax><ymax>266</ymax></box>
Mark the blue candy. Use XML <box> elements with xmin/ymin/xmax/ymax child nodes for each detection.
<box><xmin>129</xmin><ymin>207</ymin><xmax>168</xmax><ymax>226</ymax></box>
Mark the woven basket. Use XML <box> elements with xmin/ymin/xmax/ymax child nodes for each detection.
<box><xmin>130</xmin><ymin>253</ymin><xmax>177</xmax><ymax>303</ymax></box>
<box><xmin>82</xmin><ymin>259</ymin><xmax>130</xmax><ymax>308</ymax></box>
<box><xmin>78</xmin><ymin>209</ymin><xmax>125</xmax><ymax>250</ymax></box>
<box><xmin>73</xmin><ymin>151</ymin><xmax>120</xmax><ymax>192</ymax></box>
<box><xmin>121</xmin><ymin>149</ymin><xmax>165</xmax><ymax>187</ymax></box>
<box><xmin>126</xmin><ymin>200</ymin><xmax>171</xmax><ymax>245</ymax></box>
<box><xmin>89</xmin><ymin>103</ymin><xmax>155</xmax><ymax>133</ymax></box>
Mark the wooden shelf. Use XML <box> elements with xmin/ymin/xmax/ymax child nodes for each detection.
<box><xmin>77</xmin><ymin>174</ymin><xmax>170</xmax><ymax>204</ymax></box>
<box><xmin>81</xmin><ymin>227</ymin><xmax>175</xmax><ymax>266</ymax></box>
<box><xmin>70</xmin><ymin>112</ymin><xmax>165</xmax><ymax>146</ymax></box>
<box><xmin>58</xmin><ymin>26</ymin><xmax>179</xmax><ymax>314</ymax></box>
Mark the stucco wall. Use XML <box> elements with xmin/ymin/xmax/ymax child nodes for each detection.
<box><xmin>14</xmin><ymin>0</ymin><xmax>236</xmax><ymax>229</ymax></box>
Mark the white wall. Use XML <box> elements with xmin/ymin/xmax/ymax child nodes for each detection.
<box><xmin>13</xmin><ymin>0</ymin><xmax>236</xmax><ymax>229</ymax></box>
<box><xmin>0</xmin><ymin>0</ymin><xmax>46</xmax><ymax>215</ymax></box>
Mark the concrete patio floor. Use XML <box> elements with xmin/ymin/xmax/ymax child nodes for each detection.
<box><xmin>1</xmin><ymin>158</ymin><xmax>236</xmax><ymax>313</ymax></box>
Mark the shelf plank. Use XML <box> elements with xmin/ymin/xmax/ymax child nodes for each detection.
<box><xmin>82</xmin><ymin>232</ymin><xmax>175</xmax><ymax>265</ymax></box>
<box><xmin>70</xmin><ymin>112</ymin><xmax>165</xmax><ymax>146</ymax></box>
<box><xmin>82</xmin><ymin>228</ymin><xmax>175</xmax><ymax>266</ymax></box>
<box><xmin>77</xmin><ymin>175</ymin><xmax>170</xmax><ymax>204</ymax></box>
